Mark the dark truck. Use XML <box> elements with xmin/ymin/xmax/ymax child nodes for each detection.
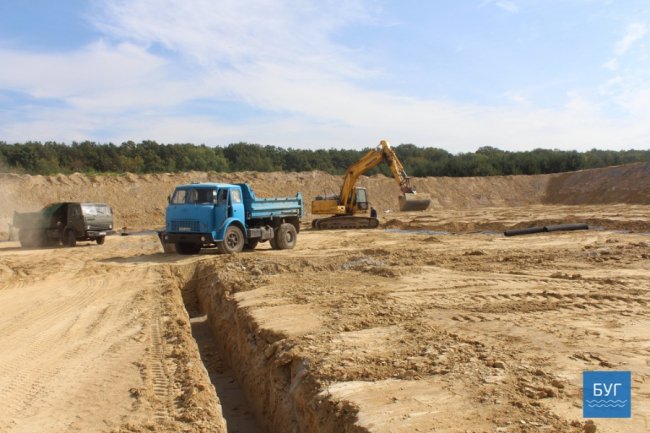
<box><xmin>159</xmin><ymin>182</ymin><xmax>303</xmax><ymax>254</ymax></box>
<box><xmin>13</xmin><ymin>202</ymin><xmax>114</xmax><ymax>248</ymax></box>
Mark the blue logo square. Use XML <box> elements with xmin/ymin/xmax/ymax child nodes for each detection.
<box><xmin>583</xmin><ymin>371</ymin><xmax>631</xmax><ymax>418</ymax></box>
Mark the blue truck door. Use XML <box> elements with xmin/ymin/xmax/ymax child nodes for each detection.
<box><xmin>229</xmin><ymin>187</ymin><xmax>245</xmax><ymax>222</ymax></box>
<box><xmin>214</xmin><ymin>187</ymin><xmax>245</xmax><ymax>241</ymax></box>
<box><xmin>215</xmin><ymin>188</ymin><xmax>229</xmax><ymax>234</ymax></box>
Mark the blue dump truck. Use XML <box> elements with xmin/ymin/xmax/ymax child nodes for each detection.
<box><xmin>158</xmin><ymin>182</ymin><xmax>303</xmax><ymax>255</ymax></box>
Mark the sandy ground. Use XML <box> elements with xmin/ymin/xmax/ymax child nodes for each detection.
<box><xmin>0</xmin><ymin>236</ymin><xmax>226</xmax><ymax>433</ymax></box>
<box><xmin>0</xmin><ymin>204</ymin><xmax>648</xmax><ymax>433</ymax></box>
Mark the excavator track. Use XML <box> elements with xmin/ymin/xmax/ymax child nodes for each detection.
<box><xmin>312</xmin><ymin>216</ymin><xmax>380</xmax><ymax>230</ymax></box>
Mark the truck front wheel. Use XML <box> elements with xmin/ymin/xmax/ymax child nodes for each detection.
<box><xmin>218</xmin><ymin>225</ymin><xmax>244</xmax><ymax>254</ymax></box>
<box><xmin>96</xmin><ymin>236</ymin><xmax>105</xmax><ymax>245</ymax></box>
<box><xmin>275</xmin><ymin>223</ymin><xmax>297</xmax><ymax>250</ymax></box>
<box><xmin>65</xmin><ymin>230</ymin><xmax>77</xmax><ymax>247</ymax></box>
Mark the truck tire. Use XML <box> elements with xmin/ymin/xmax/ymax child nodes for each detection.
<box><xmin>275</xmin><ymin>223</ymin><xmax>297</xmax><ymax>250</ymax></box>
<box><xmin>42</xmin><ymin>231</ymin><xmax>60</xmax><ymax>247</ymax></box>
<box><xmin>176</xmin><ymin>242</ymin><xmax>201</xmax><ymax>255</ymax></box>
<box><xmin>65</xmin><ymin>230</ymin><xmax>77</xmax><ymax>247</ymax></box>
<box><xmin>96</xmin><ymin>236</ymin><xmax>106</xmax><ymax>245</ymax></box>
<box><xmin>218</xmin><ymin>225</ymin><xmax>244</xmax><ymax>254</ymax></box>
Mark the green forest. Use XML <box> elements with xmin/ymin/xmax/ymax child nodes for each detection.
<box><xmin>0</xmin><ymin>140</ymin><xmax>648</xmax><ymax>177</ymax></box>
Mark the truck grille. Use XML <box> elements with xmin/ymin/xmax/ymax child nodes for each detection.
<box><xmin>87</xmin><ymin>225</ymin><xmax>111</xmax><ymax>230</ymax></box>
<box><xmin>171</xmin><ymin>220</ymin><xmax>200</xmax><ymax>232</ymax></box>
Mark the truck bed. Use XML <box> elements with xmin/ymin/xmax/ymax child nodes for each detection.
<box><xmin>237</xmin><ymin>183</ymin><xmax>303</xmax><ymax>220</ymax></box>
<box><xmin>13</xmin><ymin>203</ymin><xmax>65</xmax><ymax>230</ymax></box>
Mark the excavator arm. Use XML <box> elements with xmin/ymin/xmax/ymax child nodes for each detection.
<box><xmin>378</xmin><ymin>140</ymin><xmax>417</xmax><ymax>195</ymax></box>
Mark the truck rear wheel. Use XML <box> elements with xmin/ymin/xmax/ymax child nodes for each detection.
<box><xmin>275</xmin><ymin>223</ymin><xmax>297</xmax><ymax>250</ymax></box>
<box><xmin>218</xmin><ymin>225</ymin><xmax>244</xmax><ymax>254</ymax></box>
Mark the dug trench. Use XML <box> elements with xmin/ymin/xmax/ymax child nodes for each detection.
<box><xmin>176</xmin><ymin>252</ymin><xmax>553</xmax><ymax>433</ymax></box>
<box><xmin>174</xmin><ymin>256</ymin><xmax>367</xmax><ymax>433</ymax></box>
<box><xmin>165</xmin><ymin>226</ymin><xmax>650</xmax><ymax>433</ymax></box>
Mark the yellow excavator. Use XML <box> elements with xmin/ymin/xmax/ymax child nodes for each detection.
<box><xmin>311</xmin><ymin>139</ymin><xmax>431</xmax><ymax>230</ymax></box>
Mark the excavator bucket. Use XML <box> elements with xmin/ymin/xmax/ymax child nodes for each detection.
<box><xmin>398</xmin><ymin>193</ymin><xmax>431</xmax><ymax>212</ymax></box>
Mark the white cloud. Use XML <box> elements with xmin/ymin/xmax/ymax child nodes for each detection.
<box><xmin>0</xmin><ymin>40</ymin><xmax>191</xmax><ymax>112</ymax></box>
<box><xmin>615</xmin><ymin>23</ymin><xmax>647</xmax><ymax>56</ymax></box>
<box><xmin>602</xmin><ymin>58</ymin><xmax>619</xmax><ymax>71</ymax></box>
<box><xmin>495</xmin><ymin>1</ymin><xmax>519</xmax><ymax>13</ymax></box>
<box><xmin>480</xmin><ymin>0</ymin><xmax>519</xmax><ymax>13</ymax></box>
<box><xmin>1</xmin><ymin>0</ymin><xmax>649</xmax><ymax>152</ymax></box>
<box><xmin>599</xmin><ymin>21</ymin><xmax>650</xmax><ymax>117</ymax></box>
<box><xmin>503</xmin><ymin>91</ymin><xmax>528</xmax><ymax>105</ymax></box>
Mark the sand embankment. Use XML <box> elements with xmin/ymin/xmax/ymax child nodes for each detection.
<box><xmin>1</xmin><ymin>162</ymin><xmax>648</xmax><ymax>233</ymax></box>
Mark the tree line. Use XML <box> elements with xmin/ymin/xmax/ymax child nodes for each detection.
<box><xmin>0</xmin><ymin>140</ymin><xmax>648</xmax><ymax>177</ymax></box>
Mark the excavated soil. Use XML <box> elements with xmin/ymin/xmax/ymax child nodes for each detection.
<box><xmin>0</xmin><ymin>164</ymin><xmax>649</xmax><ymax>433</ymax></box>
<box><xmin>1</xmin><ymin>162</ymin><xmax>649</xmax><ymax>235</ymax></box>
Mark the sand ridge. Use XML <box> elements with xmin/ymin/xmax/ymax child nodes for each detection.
<box><xmin>1</xmin><ymin>162</ymin><xmax>649</xmax><ymax>235</ymax></box>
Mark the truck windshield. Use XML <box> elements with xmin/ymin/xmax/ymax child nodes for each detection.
<box><xmin>171</xmin><ymin>188</ymin><xmax>217</xmax><ymax>204</ymax></box>
<box><xmin>171</xmin><ymin>189</ymin><xmax>188</xmax><ymax>204</ymax></box>
<box><xmin>189</xmin><ymin>189</ymin><xmax>216</xmax><ymax>204</ymax></box>
<box><xmin>81</xmin><ymin>204</ymin><xmax>112</xmax><ymax>216</ymax></box>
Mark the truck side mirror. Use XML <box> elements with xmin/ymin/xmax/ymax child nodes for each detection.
<box><xmin>167</xmin><ymin>195</ymin><xmax>171</xmax><ymax>204</ymax></box>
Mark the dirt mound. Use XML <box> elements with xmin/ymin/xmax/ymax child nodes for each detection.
<box><xmin>1</xmin><ymin>162</ymin><xmax>648</xmax><ymax>234</ymax></box>
<box><xmin>543</xmin><ymin>162</ymin><xmax>650</xmax><ymax>205</ymax></box>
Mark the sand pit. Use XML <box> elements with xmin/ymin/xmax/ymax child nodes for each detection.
<box><xmin>0</xmin><ymin>165</ymin><xmax>649</xmax><ymax>433</ymax></box>
<box><xmin>1</xmin><ymin>162</ymin><xmax>649</xmax><ymax>236</ymax></box>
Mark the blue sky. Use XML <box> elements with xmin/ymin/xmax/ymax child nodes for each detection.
<box><xmin>0</xmin><ymin>0</ymin><xmax>649</xmax><ymax>151</ymax></box>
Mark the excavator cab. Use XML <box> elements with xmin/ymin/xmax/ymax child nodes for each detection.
<box><xmin>354</xmin><ymin>188</ymin><xmax>369</xmax><ymax>212</ymax></box>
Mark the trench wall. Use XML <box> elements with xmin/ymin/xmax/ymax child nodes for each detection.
<box><xmin>186</xmin><ymin>261</ymin><xmax>366</xmax><ymax>433</ymax></box>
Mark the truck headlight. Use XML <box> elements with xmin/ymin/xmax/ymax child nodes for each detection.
<box><xmin>109</xmin><ymin>224</ymin><xmax>112</xmax><ymax>229</ymax></box>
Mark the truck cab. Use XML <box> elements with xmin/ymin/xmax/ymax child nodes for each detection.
<box><xmin>64</xmin><ymin>203</ymin><xmax>113</xmax><ymax>246</ymax></box>
<box><xmin>160</xmin><ymin>183</ymin><xmax>303</xmax><ymax>255</ymax></box>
